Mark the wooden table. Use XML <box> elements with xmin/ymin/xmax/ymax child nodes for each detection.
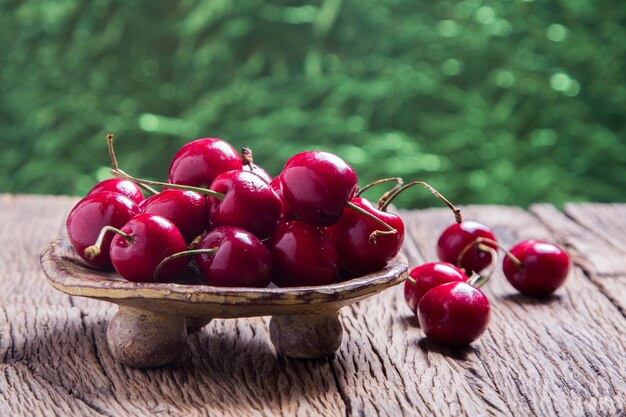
<box><xmin>1</xmin><ymin>194</ymin><xmax>625</xmax><ymax>416</ymax></box>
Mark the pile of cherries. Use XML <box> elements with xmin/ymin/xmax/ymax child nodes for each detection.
<box><xmin>404</xmin><ymin>220</ymin><xmax>570</xmax><ymax>346</ymax></box>
<box><xmin>66</xmin><ymin>135</ymin><xmax>571</xmax><ymax>347</ymax></box>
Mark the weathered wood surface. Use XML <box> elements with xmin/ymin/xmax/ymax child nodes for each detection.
<box><xmin>1</xmin><ymin>194</ymin><xmax>625</xmax><ymax>416</ymax></box>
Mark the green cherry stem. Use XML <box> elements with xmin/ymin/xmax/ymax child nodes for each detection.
<box><xmin>107</xmin><ymin>134</ymin><xmax>159</xmax><ymax>196</ymax></box>
<box><xmin>84</xmin><ymin>226</ymin><xmax>132</xmax><ymax>259</ymax></box>
<box><xmin>467</xmin><ymin>272</ymin><xmax>489</xmax><ymax>289</ymax></box>
<box><xmin>110</xmin><ymin>169</ymin><xmax>225</xmax><ymax>200</ymax></box>
<box><xmin>153</xmin><ymin>247</ymin><xmax>218</xmax><ymax>281</ymax></box>
<box><xmin>379</xmin><ymin>181</ymin><xmax>462</xmax><ymax>224</ymax></box>
<box><xmin>355</xmin><ymin>177</ymin><xmax>404</xmax><ymax>209</ymax></box>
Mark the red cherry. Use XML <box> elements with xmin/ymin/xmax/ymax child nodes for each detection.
<box><xmin>437</xmin><ymin>221</ymin><xmax>497</xmax><ymax>274</ymax></box>
<box><xmin>207</xmin><ymin>170</ymin><xmax>284</xmax><ymax>240</ymax></box>
<box><xmin>503</xmin><ymin>240</ymin><xmax>570</xmax><ymax>297</ymax></box>
<box><xmin>267</xmin><ymin>221</ymin><xmax>339</xmax><ymax>287</ymax></box>
<box><xmin>404</xmin><ymin>262</ymin><xmax>467</xmax><ymax>314</ymax></box>
<box><xmin>106</xmin><ymin>214</ymin><xmax>188</xmax><ymax>282</ymax></box>
<box><xmin>195</xmin><ymin>227</ymin><xmax>273</xmax><ymax>287</ymax></box>
<box><xmin>279</xmin><ymin>151</ymin><xmax>358</xmax><ymax>226</ymax></box>
<box><xmin>329</xmin><ymin>197</ymin><xmax>405</xmax><ymax>275</ymax></box>
<box><xmin>270</xmin><ymin>176</ymin><xmax>295</xmax><ymax>220</ymax></box>
<box><xmin>418</xmin><ymin>281</ymin><xmax>490</xmax><ymax>345</ymax></box>
<box><xmin>87</xmin><ymin>178</ymin><xmax>144</xmax><ymax>204</ymax></box>
<box><xmin>139</xmin><ymin>189</ymin><xmax>208</xmax><ymax>243</ymax></box>
<box><xmin>66</xmin><ymin>192</ymin><xmax>139</xmax><ymax>269</ymax></box>
<box><xmin>168</xmin><ymin>138</ymin><xmax>242</xmax><ymax>188</ymax></box>
<box><xmin>241</xmin><ymin>146</ymin><xmax>272</xmax><ymax>183</ymax></box>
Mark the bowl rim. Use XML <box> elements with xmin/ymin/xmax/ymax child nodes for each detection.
<box><xmin>41</xmin><ymin>237</ymin><xmax>409</xmax><ymax>306</ymax></box>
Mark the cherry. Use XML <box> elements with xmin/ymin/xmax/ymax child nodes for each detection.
<box><xmin>207</xmin><ymin>170</ymin><xmax>284</xmax><ymax>240</ymax></box>
<box><xmin>270</xmin><ymin>176</ymin><xmax>295</xmax><ymax>220</ymax></box>
<box><xmin>241</xmin><ymin>147</ymin><xmax>272</xmax><ymax>183</ymax></box>
<box><xmin>267</xmin><ymin>221</ymin><xmax>339</xmax><ymax>287</ymax></box>
<box><xmin>329</xmin><ymin>197</ymin><xmax>405</xmax><ymax>275</ymax></box>
<box><xmin>87</xmin><ymin>178</ymin><xmax>144</xmax><ymax>204</ymax></box>
<box><xmin>85</xmin><ymin>214</ymin><xmax>188</xmax><ymax>282</ymax></box>
<box><xmin>139</xmin><ymin>189</ymin><xmax>207</xmax><ymax>243</ymax></box>
<box><xmin>279</xmin><ymin>151</ymin><xmax>358</xmax><ymax>226</ymax></box>
<box><xmin>168</xmin><ymin>138</ymin><xmax>242</xmax><ymax>188</ymax></box>
<box><xmin>194</xmin><ymin>227</ymin><xmax>273</xmax><ymax>287</ymax></box>
<box><xmin>404</xmin><ymin>262</ymin><xmax>467</xmax><ymax>315</ymax></box>
<box><xmin>66</xmin><ymin>192</ymin><xmax>139</xmax><ymax>269</ymax></box>
<box><xmin>418</xmin><ymin>281</ymin><xmax>490</xmax><ymax>346</ymax></box>
<box><xmin>502</xmin><ymin>239</ymin><xmax>570</xmax><ymax>297</ymax></box>
<box><xmin>437</xmin><ymin>220</ymin><xmax>497</xmax><ymax>274</ymax></box>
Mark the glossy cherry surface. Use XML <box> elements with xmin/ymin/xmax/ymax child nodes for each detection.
<box><xmin>329</xmin><ymin>197</ymin><xmax>405</xmax><ymax>275</ymax></box>
<box><xmin>437</xmin><ymin>220</ymin><xmax>497</xmax><ymax>274</ymax></box>
<box><xmin>503</xmin><ymin>239</ymin><xmax>570</xmax><ymax>297</ymax></box>
<box><xmin>168</xmin><ymin>138</ymin><xmax>242</xmax><ymax>188</ymax></box>
<box><xmin>110</xmin><ymin>214</ymin><xmax>187</xmax><ymax>282</ymax></box>
<box><xmin>267</xmin><ymin>221</ymin><xmax>339</xmax><ymax>287</ymax></box>
<box><xmin>279</xmin><ymin>151</ymin><xmax>358</xmax><ymax>226</ymax></box>
<box><xmin>87</xmin><ymin>178</ymin><xmax>144</xmax><ymax>204</ymax></box>
<box><xmin>404</xmin><ymin>262</ymin><xmax>467</xmax><ymax>314</ymax></box>
<box><xmin>66</xmin><ymin>192</ymin><xmax>139</xmax><ymax>269</ymax></box>
<box><xmin>207</xmin><ymin>170</ymin><xmax>284</xmax><ymax>240</ymax></box>
<box><xmin>139</xmin><ymin>189</ymin><xmax>207</xmax><ymax>243</ymax></box>
<box><xmin>242</xmin><ymin>164</ymin><xmax>272</xmax><ymax>183</ymax></box>
<box><xmin>418</xmin><ymin>281</ymin><xmax>490</xmax><ymax>345</ymax></box>
<box><xmin>270</xmin><ymin>176</ymin><xmax>295</xmax><ymax>220</ymax></box>
<box><xmin>195</xmin><ymin>227</ymin><xmax>273</xmax><ymax>287</ymax></box>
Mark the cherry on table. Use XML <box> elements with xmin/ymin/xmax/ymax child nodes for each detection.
<box><xmin>404</xmin><ymin>262</ymin><xmax>467</xmax><ymax>315</ymax></box>
<box><xmin>66</xmin><ymin>192</ymin><xmax>140</xmax><ymax>269</ymax></box>
<box><xmin>279</xmin><ymin>151</ymin><xmax>358</xmax><ymax>226</ymax></box>
<box><xmin>87</xmin><ymin>178</ymin><xmax>145</xmax><ymax>205</ymax></box>
<box><xmin>195</xmin><ymin>227</ymin><xmax>273</xmax><ymax>287</ymax></box>
<box><xmin>168</xmin><ymin>138</ymin><xmax>242</xmax><ymax>188</ymax></box>
<box><xmin>418</xmin><ymin>281</ymin><xmax>490</xmax><ymax>346</ymax></box>
<box><xmin>437</xmin><ymin>220</ymin><xmax>498</xmax><ymax>274</ymax></box>
<box><xmin>139</xmin><ymin>189</ymin><xmax>208</xmax><ymax>244</ymax></box>
<box><xmin>502</xmin><ymin>239</ymin><xmax>570</xmax><ymax>297</ymax></box>
<box><xmin>267</xmin><ymin>221</ymin><xmax>339</xmax><ymax>287</ymax></box>
<box><xmin>328</xmin><ymin>197</ymin><xmax>405</xmax><ymax>275</ymax></box>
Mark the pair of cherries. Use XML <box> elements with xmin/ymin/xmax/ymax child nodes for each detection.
<box><xmin>404</xmin><ymin>220</ymin><xmax>570</xmax><ymax>346</ymax></box>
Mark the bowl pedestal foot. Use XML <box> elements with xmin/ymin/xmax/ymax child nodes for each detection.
<box><xmin>269</xmin><ymin>312</ymin><xmax>343</xmax><ymax>358</ymax></box>
<box><xmin>107</xmin><ymin>306</ymin><xmax>187</xmax><ymax>368</ymax></box>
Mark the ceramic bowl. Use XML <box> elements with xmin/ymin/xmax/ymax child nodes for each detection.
<box><xmin>40</xmin><ymin>237</ymin><xmax>408</xmax><ymax>368</ymax></box>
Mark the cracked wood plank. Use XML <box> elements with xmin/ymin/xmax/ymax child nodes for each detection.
<box><xmin>330</xmin><ymin>205</ymin><xmax>626</xmax><ymax>416</ymax></box>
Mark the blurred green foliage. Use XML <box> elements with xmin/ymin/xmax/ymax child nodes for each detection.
<box><xmin>1</xmin><ymin>0</ymin><xmax>625</xmax><ymax>208</ymax></box>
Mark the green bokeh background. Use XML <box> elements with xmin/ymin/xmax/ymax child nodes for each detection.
<box><xmin>2</xmin><ymin>0</ymin><xmax>625</xmax><ymax>208</ymax></box>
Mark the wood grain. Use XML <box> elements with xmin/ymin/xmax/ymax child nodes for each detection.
<box><xmin>1</xmin><ymin>195</ymin><xmax>626</xmax><ymax>416</ymax></box>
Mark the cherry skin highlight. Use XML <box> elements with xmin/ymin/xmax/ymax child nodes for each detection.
<box><xmin>503</xmin><ymin>239</ymin><xmax>570</xmax><ymax>297</ymax></box>
<box><xmin>207</xmin><ymin>170</ymin><xmax>284</xmax><ymax>240</ymax></box>
<box><xmin>168</xmin><ymin>138</ymin><xmax>242</xmax><ymax>188</ymax></box>
<box><xmin>437</xmin><ymin>220</ymin><xmax>497</xmax><ymax>274</ymax></box>
<box><xmin>418</xmin><ymin>281</ymin><xmax>490</xmax><ymax>346</ymax></box>
<box><xmin>279</xmin><ymin>151</ymin><xmax>358</xmax><ymax>226</ymax></box>
<box><xmin>110</xmin><ymin>214</ymin><xmax>188</xmax><ymax>282</ymax></box>
<box><xmin>66</xmin><ymin>192</ymin><xmax>139</xmax><ymax>269</ymax></box>
<box><xmin>139</xmin><ymin>189</ymin><xmax>208</xmax><ymax>243</ymax></box>
<box><xmin>328</xmin><ymin>197</ymin><xmax>405</xmax><ymax>275</ymax></box>
<box><xmin>404</xmin><ymin>262</ymin><xmax>467</xmax><ymax>315</ymax></box>
<box><xmin>87</xmin><ymin>178</ymin><xmax>144</xmax><ymax>204</ymax></box>
<box><xmin>267</xmin><ymin>221</ymin><xmax>339</xmax><ymax>287</ymax></box>
<box><xmin>195</xmin><ymin>227</ymin><xmax>273</xmax><ymax>287</ymax></box>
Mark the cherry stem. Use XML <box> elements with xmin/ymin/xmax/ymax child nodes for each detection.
<box><xmin>457</xmin><ymin>237</ymin><xmax>523</xmax><ymax>270</ymax></box>
<box><xmin>467</xmin><ymin>272</ymin><xmax>489</xmax><ymax>289</ymax></box>
<box><xmin>241</xmin><ymin>147</ymin><xmax>255</xmax><ymax>169</ymax></box>
<box><xmin>84</xmin><ymin>226</ymin><xmax>132</xmax><ymax>260</ymax></box>
<box><xmin>379</xmin><ymin>181</ymin><xmax>462</xmax><ymax>224</ymax></box>
<box><xmin>345</xmin><ymin>201</ymin><xmax>397</xmax><ymax>244</ymax></box>
<box><xmin>153</xmin><ymin>247</ymin><xmax>218</xmax><ymax>280</ymax></box>
<box><xmin>405</xmin><ymin>274</ymin><xmax>416</xmax><ymax>285</ymax></box>
<box><xmin>107</xmin><ymin>134</ymin><xmax>159</xmax><ymax>196</ymax></box>
<box><xmin>110</xmin><ymin>169</ymin><xmax>225</xmax><ymax>200</ymax></box>
<box><xmin>355</xmin><ymin>177</ymin><xmax>405</xmax><ymax>209</ymax></box>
